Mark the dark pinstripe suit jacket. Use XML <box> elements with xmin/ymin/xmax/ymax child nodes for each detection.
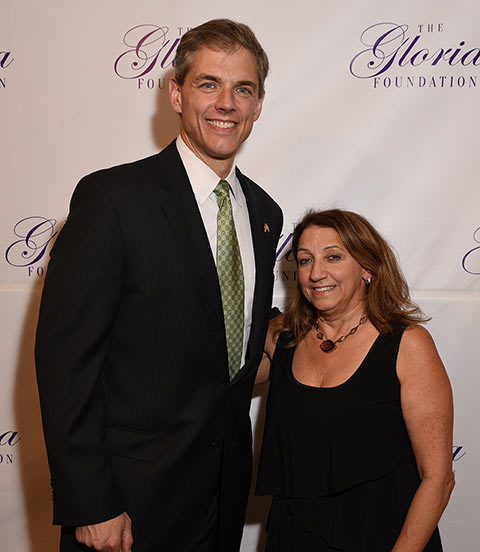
<box><xmin>35</xmin><ymin>141</ymin><xmax>283</xmax><ymax>551</ymax></box>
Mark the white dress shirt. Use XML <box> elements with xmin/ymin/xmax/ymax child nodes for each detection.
<box><xmin>176</xmin><ymin>135</ymin><xmax>256</xmax><ymax>367</ymax></box>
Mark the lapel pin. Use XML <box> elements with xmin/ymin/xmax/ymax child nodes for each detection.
<box><xmin>263</xmin><ymin>223</ymin><xmax>270</xmax><ymax>233</ymax></box>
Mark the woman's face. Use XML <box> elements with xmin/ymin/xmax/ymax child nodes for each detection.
<box><xmin>296</xmin><ymin>226</ymin><xmax>371</xmax><ymax>317</ymax></box>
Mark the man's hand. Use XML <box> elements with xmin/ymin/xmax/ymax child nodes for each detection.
<box><xmin>75</xmin><ymin>512</ymin><xmax>133</xmax><ymax>552</ymax></box>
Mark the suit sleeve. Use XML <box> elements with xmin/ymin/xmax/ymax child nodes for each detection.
<box><xmin>35</xmin><ymin>173</ymin><xmax>125</xmax><ymax>527</ymax></box>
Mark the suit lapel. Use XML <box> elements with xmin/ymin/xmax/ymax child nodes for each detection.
<box><xmin>236</xmin><ymin>169</ymin><xmax>271</xmax><ymax>370</ymax></box>
<box><xmin>156</xmin><ymin>142</ymin><xmax>228</xmax><ymax>362</ymax></box>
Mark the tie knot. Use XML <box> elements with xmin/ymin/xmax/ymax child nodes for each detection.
<box><xmin>214</xmin><ymin>179</ymin><xmax>230</xmax><ymax>203</ymax></box>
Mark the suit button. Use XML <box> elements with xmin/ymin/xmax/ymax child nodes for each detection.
<box><xmin>211</xmin><ymin>441</ymin><xmax>221</xmax><ymax>453</ymax></box>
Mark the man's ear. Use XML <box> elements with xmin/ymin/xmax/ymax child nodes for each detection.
<box><xmin>169</xmin><ymin>78</ymin><xmax>182</xmax><ymax>115</ymax></box>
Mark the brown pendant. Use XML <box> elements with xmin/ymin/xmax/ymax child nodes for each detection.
<box><xmin>320</xmin><ymin>340</ymin><xmax>336</xmax><ymax>353</ymax></box>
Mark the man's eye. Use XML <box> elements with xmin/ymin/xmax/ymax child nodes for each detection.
<box><xmin>237</xmin><ymin>87</ymin><xmax>251</xmax><ymax>95</ymax></box>
<box><xmin>201</xmin><ymin>82</ymin><xmax>216</xmax><ymax>89</ymax></box>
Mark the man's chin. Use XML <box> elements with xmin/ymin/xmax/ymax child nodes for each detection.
<box><xmin>202</xmin><ymin>144</ymin><xmax>239</xmax><ymax>162</ymax></box>
<box><xmin>209</xmin><ymin>151</ymin><xmax>236</xmax><ymax>161</ymax></box>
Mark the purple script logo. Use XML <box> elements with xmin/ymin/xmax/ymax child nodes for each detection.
<box><xmin>276</xmin><ymin>232</ymin><xmax>294</xmax><ymax>263</ymax></box>
<box><xmin>114</xmin><ymin>25</ymin><xmax>187</xmax><ymax>82</ymax></box>
<box><xmin>5</xmin><ymin>217</ymin><xmax>58</xmax><ymax>275</ymax></box>
<box><xmin>0</xmin><ymin>431</ymin><xmax>20</xmax><ymax>446</ymax></box>
<box><xmin>0</xmin><ymin>49</ymin><xmax>13</xmax><ymax>89</ymax></box>
<box><xmin>0</xmin><ymin>430</ymin><xmax>20</xmax><ymax>466</ymax></box>
<box><xmin>0</xmin><ymin>50</ymin><xmax>13</xmax><ymax>69</ymax></box>
<box><xmin>350</xmin><ymin>23</ymin><xmax>480</xmax><ymax>83</ymax></box>
<box><xmin>275</xmin><ymin>228</ymin><xmax>297</xmax><ymax>284</ymax></box>
<box><xmin>462</xmin><ymin>227</ymin><xmax>480</xmax><ymax>275</ymax></box>
<box><xmin>452</xmin><ymin>445</ymin><xmax>466</xmax><ymax>462</ymax></box>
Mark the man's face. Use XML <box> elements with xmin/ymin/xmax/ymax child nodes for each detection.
<box><xmin>169</xmin><ymin>46</ymin><xmax>264</xmax><ymax>175</ymax></box>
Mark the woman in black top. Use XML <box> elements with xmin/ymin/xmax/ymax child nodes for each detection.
<box><xmin>256</xmin><ymin>209</ymin><xmax>454</xmax><ymax>552</ymax></box>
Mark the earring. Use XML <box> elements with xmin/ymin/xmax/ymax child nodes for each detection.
<box><xmin>364</xmin><ymin>277</ymin><xmax>371</xmax><ymax>285</ymax></box>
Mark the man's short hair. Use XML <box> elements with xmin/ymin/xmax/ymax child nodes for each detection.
<box><xmin>174</xmin><ymin>19</ymin><xmax>269</xmax><ymax>97</ymax></box>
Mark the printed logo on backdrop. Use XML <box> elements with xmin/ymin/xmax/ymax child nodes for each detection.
<box><xmin>453</xmin><ymin>445</ymin><xmax>466</xmax><ymax>475</ymax></box>
<box><xmin>462</xmin><ymin>227</ymin><xmax>480</xmax><ymax>275</ymax></box>
<box><xmin>0</xmin><ymin>431</ymin><xmax>20</xmax><ymax>465</ymax></box>
<box><xmin>350</xmin><ymin>23</ymin><xmax>480</xmax><ymax>89</ymax></box>
<box><xmin>0</xmin><ymin>49</ymin><xmax>14</xmax><ymax>89</ymax></box>
<box><xmin>275</xmin><ymin>224</ymin><xmax>297</xmax><ymax>286</ymax></box>
<box><xmin>5</xmin><ymin>217</ymin><xmax>58</xmax><ymax>278</ymax></box>
<box><xmin>453</xmin><ymin>445</ymin><xmax>466</xmax><ymax>462</ymax></box>
<box><xmin>114</xmin><ymin>25</ymin><xmax>191</xmax><ymax>90</ymax></box>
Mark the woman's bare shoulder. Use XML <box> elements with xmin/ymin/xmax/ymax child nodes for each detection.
<box><xmin>397</xmin><ymin>324</ymin><xmax>445</xmax><ymax>382</ymax></box>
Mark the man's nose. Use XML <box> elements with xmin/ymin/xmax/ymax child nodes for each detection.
<box><xmin>215</xmin><ymin>87</ymin><xmax>236</xmax><ymax>112</ymax></box>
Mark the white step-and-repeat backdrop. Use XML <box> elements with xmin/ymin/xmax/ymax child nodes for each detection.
<box><xmin>1</xmin><ymin>0</ymin><xmax>478</xmax><ymax>549</ymax></box>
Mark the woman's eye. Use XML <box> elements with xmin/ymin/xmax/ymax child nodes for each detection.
<box><xmin>298</xmin><ymin>258</ymin><xmax>311</xmax><ymax>265</ymax></box>
<box><xmin>327</xmin><ymin>254</ymin><xmax>341</xmax><ymax>261</ymax></box>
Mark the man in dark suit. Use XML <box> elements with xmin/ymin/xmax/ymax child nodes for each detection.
<box><xmin>35</xmin><ymin>19</ymin><xmax>282</xmax><ymax>552</ymax></box>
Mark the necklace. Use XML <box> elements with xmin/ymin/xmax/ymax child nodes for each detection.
<box><xmin>314</xmin><ymin>316</ymin><xmax>367</xmax><ymax>353</ymax></box>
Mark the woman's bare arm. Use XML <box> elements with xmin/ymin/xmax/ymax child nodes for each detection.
<box><xmin>392</xmin><ymin>325</ymin><xmax>454</xmax><ymax>552</ymax></box>
<box><xmin>255</xmin><ymin>316</ymin><xmax>282</xmax><ymax>384</ymax></box>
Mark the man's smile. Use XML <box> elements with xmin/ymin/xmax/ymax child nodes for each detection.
<box><xmin>206</xmin><ymin>119</ymin><xmax>236</xmax><ymax>129</ymax></box>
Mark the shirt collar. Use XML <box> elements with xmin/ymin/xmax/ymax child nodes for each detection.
<box><xmin>176</xmin><ymin>135</ymin><xmax>243</xmax><ymax>207</ymax></box>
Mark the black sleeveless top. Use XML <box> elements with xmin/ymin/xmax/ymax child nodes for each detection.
<box><xmin>256</xmin><ymin>329</ymin><xmax>443</xmax><ymax>551</ymax></box>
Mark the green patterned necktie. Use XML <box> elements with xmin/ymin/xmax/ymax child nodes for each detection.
<box><xmin>214</xmin><ymin>179</ymin><xmax>245</xmax><ymax>380</ymax></box>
